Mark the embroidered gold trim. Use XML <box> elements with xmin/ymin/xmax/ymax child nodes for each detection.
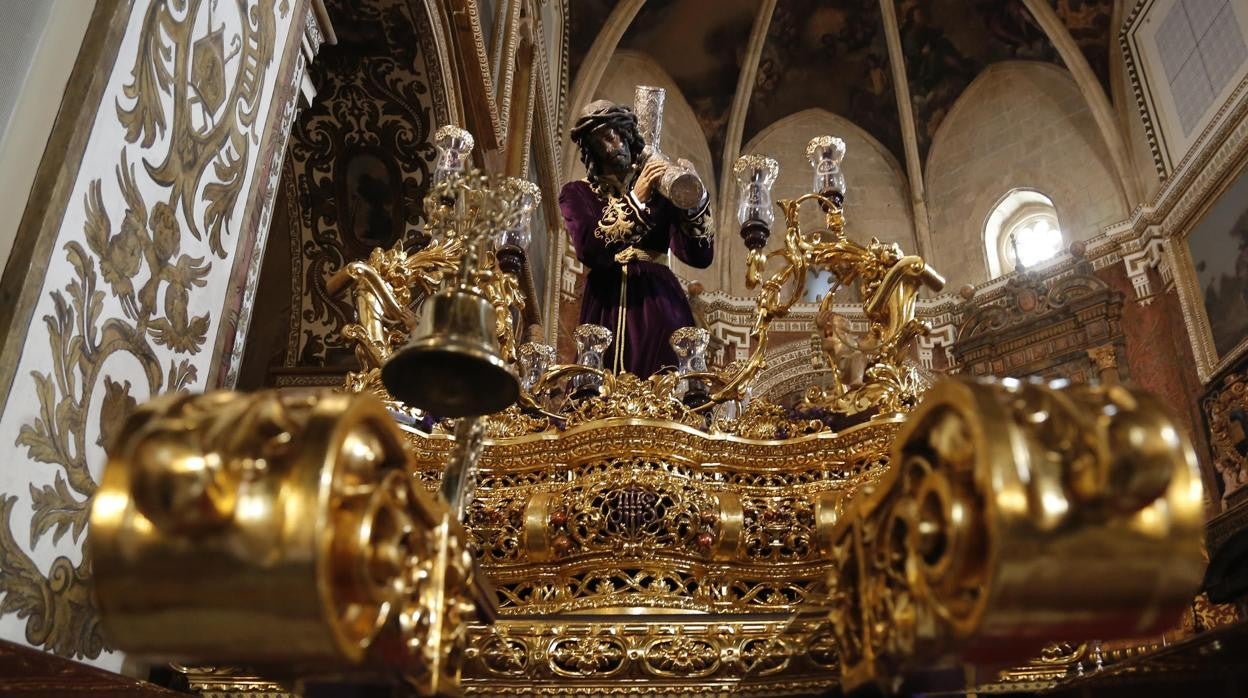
<box><xmin>589</xmin><ymin>181</ymin><xmax>643</xmax><ymax>246</ymax></box>
<box><xmin>596</xmin><ymin>193</ymin><xmax>637</xmax><ymax>244</ymax></box>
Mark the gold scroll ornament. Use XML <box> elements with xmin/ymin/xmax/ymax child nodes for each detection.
<box><xmin>825</xmin><ymin>377</ymin><xmax>1205</xmax><ymax>692</ymax></box>
<box><xmin>90</xmin><ymin>390</ymin><xmax>494</xmax><ymax>695</ymax></box>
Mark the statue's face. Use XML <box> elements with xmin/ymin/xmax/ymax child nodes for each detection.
<box><xmin>588</xmin><ymin>125</ymin><xmax>632</xmax><ymax>173</ymax></box>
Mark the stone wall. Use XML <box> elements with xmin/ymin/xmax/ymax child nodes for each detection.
<box><xmin>925</xmin><ymin>61</ymin><xmax>1129</xmax><ymax>290</ymax></box>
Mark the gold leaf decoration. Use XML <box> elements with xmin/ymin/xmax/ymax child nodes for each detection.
<box><xmin>0</xmin><ymin>496</ymin><xmax>103</xmax><ymax>658</ymax></box>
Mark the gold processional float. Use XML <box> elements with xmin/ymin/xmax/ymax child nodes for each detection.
<box><xmin>89</xmin><ymin>88</ymin><xmax>1205</xmax><ymax>696</ymax></box>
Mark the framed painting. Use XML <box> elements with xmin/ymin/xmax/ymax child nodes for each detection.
<box><xmin>1122</xmin><ymin>0</ymin><xmax>1248</xmax><ymax>176</ymax></box>
<box><xmin>336</xmin><ymin>147</ymin><xmax>404</xmax><ymax>250</ymax></box>
<box><xmin>1173</xmin><ymin>158</ymin><xmax>1248</xmax><ymax>381</ymax></box>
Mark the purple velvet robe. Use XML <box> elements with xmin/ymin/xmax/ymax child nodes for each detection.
<box><xmin>559</xmin><ymin>179</ymin><xmax>714</xmax><ymax>377</ymax></box>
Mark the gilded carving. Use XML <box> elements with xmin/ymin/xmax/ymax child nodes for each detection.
<box><xmin>1186</xmin><ymin>592</ymin><xmax>1241</xmax><ymax>633</ymax></box>
<box><xmin>741</xmin><ymin>497</ymin><xmax>815</xmax><ymax>562</ymax></box>
<box><xmin>826</xmin><ymin>378</ymin><xmax>1205</xmax><ymax>692</ymax></box>
<box><xmin>711</xmin><ymin>400</ymin><xmax>827</xmax><ymax>440</ymax></box>
<box><xmin>1086</xmin><ymin>344</ymin><xmax>1118</xmax><ymax>371</ymax></box>
<box><xmin>334</xmin><ymin>241</ymin><xmax>461</xmax><ymax>370</ymax></box>
<box><xmin>643</xmin><ymin>636</ymin><xmax>720</xmax><ymax>677</ymax></box>
<box><xmin>556</xmin><ymin>467</ymin><xmax>719</xmax><ymax>559</ymax></box>
<box><xmin>955</xmin><ymin>267</ymin><xmax>1125</xmax><ymax>383</ymax></box>
<box><xmin>549</xmin><ymin>636</ymin><xmax>627</xmax><ymax>677</ymax></box>
<box><xmin>86</xmin><ymin>375</ymin><xmax>1207</xmax><ymax>694</ymax></box>
<box><xmin>465</xmin><ymin>493</ymin><xmax>527</xmax><ymax>563</ymax></box>
<box><xmin>562</xmin><ymin>372</ymin><xmax>695</xmax><ymax>428</ymax></box>
<box><xmin>459</xmin><ymin>617</ymin><xmax>841</xmax><ymax>694</ymax></box>
<box><xmin>1204</xmin><ymin>371</ymin><xmax>1248</xmax><ymax>503</ymax></box>
<box><xmin>738</xmin><ymin>637</ymin><xmax>791</xmax><ymax>676</ymax></box>
<box><xmin>478</xmin><ymin>635</ymin><xmax>529</xmax><ymax>675</ymax></box>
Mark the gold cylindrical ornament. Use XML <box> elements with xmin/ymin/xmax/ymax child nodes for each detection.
<box><xmin>712</xmin><ymin>491</ymin><xmax>743</xmax><ymax>561</ymax></box>
<box><xmin>522</xmin><ymin>491</ymin><xmax>557</xmax><ymax>563</ymax></box>
<box><xmin>90</xmin><ymin>389</ymin><xmax>492</xmax><ymax>693</ymax></box>
<box><xmin>827</xmin><ymin>377</ymin><xmax>1205</xmax><ymax>691</ymax></box>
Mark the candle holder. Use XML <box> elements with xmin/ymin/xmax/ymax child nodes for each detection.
<box><xmin>670</xmin><ymin>327</ymin><xmax>711</xmax><ymax>408</ymax></box>
<box><xmin>733</xmin><ymin>154</ymin><xmax>778</xmax><ymax>251</ymax></box>
<box><xmin>570</xmin><ymin>324</ymin><xmax>612</xmax><ymax>400</ymax></box>
<box><xmin>380</xmin><ymin>128</ymin><xmax>521</xmax><ymax>418</ymax></box>
<box><xmin>807</xmin><ymin>135</ymin><xmax>847</xmax><ymax>207</ymax></box>
<box><xmin>517</xmin><ymin>341</ymin><xmax>556</xmax><ymax>394</ymax></box>
<box><xmin>493</xmin><ymin>177</ymin><xmax>541</xmax><ymax>275</ymax></box>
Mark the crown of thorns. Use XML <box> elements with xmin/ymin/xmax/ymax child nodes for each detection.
<box><xmin>570</xmin><ymin>100</ymin><xmax>638</xmax><ymax>146</ymax></box>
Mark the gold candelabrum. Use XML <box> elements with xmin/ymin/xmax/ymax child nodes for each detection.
<box><xmin>88</xmin><ymin>130</ymin><xmax>1206</xmax><ymax>696</ymax></box>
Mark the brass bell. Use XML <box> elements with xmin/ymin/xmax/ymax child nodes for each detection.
<box><xmin>381</xmin><ymin>287</ymin><xmax>519</xmax><ymax>417</ymax></box>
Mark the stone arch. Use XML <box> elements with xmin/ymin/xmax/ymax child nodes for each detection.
<box><xmin>925</xmin><ymin>61</ymin><xmax>1128</xmax><ymax>289</ymax></box>
<box><xmin>983</xmin><ymin>188</ymin><xmax>1062</xmax><ymax>278</ymax></box>
<box><xmin>753</xmin><ymin>338</ymin><xmax>829</xmax><ymax>405</ymax></box>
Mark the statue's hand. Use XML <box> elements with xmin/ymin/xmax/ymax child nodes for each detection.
<box><xmin>632</xmin><ymin>158</ymin><xmax>667</xmax><ymax>204</ymax></box>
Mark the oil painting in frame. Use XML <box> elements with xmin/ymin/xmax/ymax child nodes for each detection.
<box><xmin>1173</xmin><ymin>156</ymin><xmax>1248</xmax><ymax>382</ymax></box>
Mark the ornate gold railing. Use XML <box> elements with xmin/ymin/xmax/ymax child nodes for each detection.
<box><xmin>86</xmin><ymin>132</ymin><xmax>1207</xmax><ymax>696</ymax></box>
<box><xmin>89</xmin><ymin>376</ymin><xmax>1205</xmax><ymax>694</ymax></box>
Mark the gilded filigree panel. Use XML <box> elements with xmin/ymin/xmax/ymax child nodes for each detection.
<box><xmin>1203</xmin><ymin>369</ymin><xmax>1248</xmax><ymax>505</ymax></box>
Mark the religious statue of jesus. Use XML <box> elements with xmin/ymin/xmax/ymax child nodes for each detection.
<box><xmin>559</xmin><ymin>99</ymin><xmax>714</xmax><ymax>377</ymax></box>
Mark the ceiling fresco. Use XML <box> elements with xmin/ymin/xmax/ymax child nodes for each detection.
<box><xmin>745</xmin><ymin>0</ymin><xmax>903</xmax><ymax>164</ymax></box>
<box><xmin>567</xmin><ymin>0</ymin><xmax>619</xmax><ymax>91</ymax></box>
<box><xmin>1050</xmin><ymin>0</ymin><xmax>1113</xmax><ymax>91</ymax></box>
<box><xmin>563</xmin><ymin>0</ymin><xmax>1114</xmax><ymax>176</ymax></box>
<box><xmin>896</xmin><ymin>0</ymin><xmax>1060</xmax><ymax>158</ymax></box>
<box><xmin>620</xmin><ymin>0</ymin><xmax>758</xmax><ymax>177</ymax></box>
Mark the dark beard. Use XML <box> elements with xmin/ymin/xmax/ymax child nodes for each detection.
<box><xmin>606</xmin><ymin>150</ymin><xmax>631</xmax><ymax>171</ymax></box>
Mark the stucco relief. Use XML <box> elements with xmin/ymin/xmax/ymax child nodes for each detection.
<box><xmin>283</xmin><ymin>0</ymin><xmax>439</xmax><ymax>367</ymax></box>
<box><xmin>0</xmin><ymin>0</ymin><xmax>301</xmax><ymax>664</ymax></box>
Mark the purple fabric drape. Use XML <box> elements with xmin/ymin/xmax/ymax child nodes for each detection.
<box><xmin>558</xmin><ymin>179</ymin><xmax>713</xmax><ymax>377</ymax></box>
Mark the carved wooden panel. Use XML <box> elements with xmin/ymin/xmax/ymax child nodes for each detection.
<box><xmin>954</xmin><ymin>263</ymin><xmax>1127</xmax><ymax>385</ymax></box>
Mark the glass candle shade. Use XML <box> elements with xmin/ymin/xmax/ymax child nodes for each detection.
<box><xmin>432</xmin><ymin>125</ymin><xmax>474</xmax><ymax>188</ymax></box>
<box><xmin>806</xmin><ymin>136</ymin><xmax>847</xmax><ymax>204</ymax></box>
<box><xmin>670</xmin><ymin>327</ymin><xmax>711</xmax><ymax>407</ymax></box>
<box><xmin>494</xmin><ymin>178</ymin><xmax>541</xmax><ymax>274</ymax></box>
<box><xmin>517</xmin><ymin>342</ymin><xmax>555</xmax><ymax>393</ymax></box>
<box><xmin>571</xmin><ymin>324</ymin><xmax>613</xmax><ymax>398</ymax></box>
<box><xmin>733</xmin><ymin>154</ymin><xmax>779</xmax><ymax>251</ymax></box>
<box><xmin>493</xmin><ymin>178</ymin><xmax>541</xmax><ymax>252</ymax></box>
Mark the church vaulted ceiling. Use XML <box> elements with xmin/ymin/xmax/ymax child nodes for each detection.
<box><xmin>568</xmin><ymin>0</ymin><xmax>1116</xmax><ymax>181</ymax></box>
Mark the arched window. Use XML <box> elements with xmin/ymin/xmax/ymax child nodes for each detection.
<box><xmin>984</xmin><ymin>190</ymin><xmax>1064</xmax><ymax>277</ymax></box>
